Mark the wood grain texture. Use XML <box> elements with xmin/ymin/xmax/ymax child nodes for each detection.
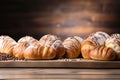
<box><xmin>0</xmin><ymin>0</ymin><xmax>120</xmax><ymax>40</ymax></box>
<box><xmin>0</xmin><ymin>68</ymin><xmax>120</xmax><ymax>79</ymax></box>
<box><xmin>0</xmin><ymin>59</ymin><xmax>119</xmax><ymax>69</ymax></box>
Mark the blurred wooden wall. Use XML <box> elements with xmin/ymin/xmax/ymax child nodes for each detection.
<box><xmin>0</xmin><ymin>0</ymin><xmax>120</xmax><ymax>40</ymax></box>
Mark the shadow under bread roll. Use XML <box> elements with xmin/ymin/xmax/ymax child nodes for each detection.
<box><xmin>90</xmin><ymin>45</ymin><xmax>116</xmax><ymax>61</ymax></box>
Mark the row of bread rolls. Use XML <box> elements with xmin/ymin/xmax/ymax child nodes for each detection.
<box><xmin>0</xmin><ymin>31</ymin><xmax>119</xmax><ymax>60</ymax></box>
<box><xmin>0</xmin><ymin>34</ymin><xmax>82</xmax><ymax>60</ymax></box>
<box><xmin>0</xmin><ymin>34</ymin><xmax>66</xmax><ymax>60</ymax></box>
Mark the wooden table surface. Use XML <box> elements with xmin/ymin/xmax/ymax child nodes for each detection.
<box><xmin>0</xmin><ymin>59</ymin><xmax>119</xmax><ymax>79</ymax></box>
<box><xmin>0</xmin><ymin>68</ymin><xmax>120</xmax><ymax>80</ymax></box>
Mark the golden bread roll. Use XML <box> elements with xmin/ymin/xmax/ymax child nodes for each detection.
<box><xmin>81</xmin><ymin>31</ymin><xmax>110</xmax><ymax>59</ymax></box>
<box><xmin>0</xmin><ymin>35</ymin><xmax>17</xmax><ymax>54</ymax></box>
<box><xmin>90</xmin><ymin>46</ymin><xmax>116</xmax><ymax>61</ymax></box>
<box><xmin>38</xmin><ymin>34</ymin><xmax>65</xmax><ymax>59</ymax></box>
<box><xmin>13</xmin><ymin>36</ymin><xmax>39</xmax><ymax>59</ymax></box>
<box><xmin>63</xmin><ymin>36</ymin><xmax>83</xmax><ymax>58</ymax></box>
<box><xmin>105</xmin><ymin>34</ymin><xmax>120</xmax><ymax>59</ymax></box>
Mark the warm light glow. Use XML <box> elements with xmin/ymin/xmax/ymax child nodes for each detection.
<box><xmin>35</xmin><ymin>26</ymin><xmax>113</xmax><ymax>37</ymax></box>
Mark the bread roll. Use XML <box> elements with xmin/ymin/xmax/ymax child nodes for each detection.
<box><xmin>0</xmin><ymin>35</ymin><xmax>17</xmax><ymax>54</ymax></box>
<box><xmin>13</xmin><ymin>36</ymin><xmax>39</xmax><ymax>59</ymax></box>
<box><xmin>63</xmin><ymin>36</ymin><xmax>83</xmax><ymax>58</ymax></box>
<box><xmin>38</xmin><ymin>34</ymin><xmax>65</xmax><ymax>59</ymax></box>
<box><xmin>105</xmin><ymin>34</ymin><xmax>120</xmax><ymax>59</ymax></box>
<box><xmin>90</xmin><ymin>46</ymin><xmax>116</xmax><ymax>61</ymax></box>
<box><xmin>81</xmin><ymin>31</ymin><xmax>110</xmax><ymax>59</ymax></box>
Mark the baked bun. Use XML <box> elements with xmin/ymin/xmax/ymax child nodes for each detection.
<box><xmin>63</xmin><ymin>36</ymin><xmax>83</xmax><ymax>58</ymax></box>
<box><xmin>90</xmin><ymin>46</ymin><xmax>116</xmax><ymax>61</ymax></box>
<box><xmin>81</xmin><ymin>31</ymin><xmax>110</xmax><ymax>59</ymax></box>
<box><xmin>105</xmin><ymin>34</ymin><xmax>120</xmax><ymax>59</ymax></box>
<box><xmin>13</xmin><ymin>36</ymin><xmax>39</xmax><ymax>59</ymax></box>
<box><xmin>38</xmin><ymin>34</ymin><xmax>65</xmax><ymax>59</ymax></box>
<box><xmin>0</xmin><ymin>35</ymin><xmax>17</xmax><ymax>54</ymax></box>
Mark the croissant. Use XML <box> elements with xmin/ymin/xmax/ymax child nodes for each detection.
<box><xmin>0</xmin><ymin>35</ymin><xmax>17</xmax><ymax>55</ymax></box>
<box><xmin>63</xmin><ymin>36</ymin><xmax>83</xmax><ymax>58</ymax></box>
<box><xmin>81</xmin><ymin>31</ymin><xmax>110</xmax><ymax>59</ymax></box>
<box><xmin>105</xmin><ymin>33</ymin><xmax>120</xmax><ymax>59</ymax></box>
<box><xmin>90</xmin><ymin>46</ymin><xmax>116</xmax><ymax>61</ymax></box>
<box><xmin>13</xmin><ymin>36</ymin><xmax>39</xmax><ymax>59</ymax></box>
<box><xmin>38</xmin><ymin>34</ymin><xmax>65</xmax><ymax>59</ymax></box>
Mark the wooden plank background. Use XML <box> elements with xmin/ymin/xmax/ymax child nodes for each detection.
<box><xmin>0</xmin><ymin>0</ymin><xmax>120</xmax><ymax>40</ymax></box>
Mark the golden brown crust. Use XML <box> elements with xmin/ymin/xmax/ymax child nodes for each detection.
<box><xmin>24</xmin><ymin>44</ymin><xmax>43</xmax><ymax>59</ymax></box>
<box><xmin>0</xmin><ymin>35</ymin><xmax>17</xmax><ymax>55</ymax></box>
<box><xmin>38</xmin><ymin>34</ymin><xmax>65</xmax><ymax>59</ymax></box>
<box><xmin>90</xmin><ymin>46</ymin><xmax>116</xmax><ymax>61</ymax></box>
<box><xmin>13</xmin><ymin>36</ymin><xmax>39</xmax><ymax>59</ymax></box>
<box><xmin>13</xmin><ymin>42</ymin><xmax>28</xmax><ymax>59</ymax></box>
<box><xmin>63</xmin><ymin>36</ymin><xmax>83</xmax><ymax>58</ymax></box>
<box><xmin>13</xmin><ymin>34</ymin><xmax>65</xmax><ymax>60</ymax></box>
<box><xmin>105</xmin><ymin>33</ymin><xmax>120</xmax><ymax>60</ymax></box>
<box><xmin>81</xmin><ymin>40</ymin><xmax>96</xmax><ymax>59</ymax></box>
<box><xmin>81</xmin><ymin>31</ymin><xmax>109</xmax><ymax>59</ymax></box>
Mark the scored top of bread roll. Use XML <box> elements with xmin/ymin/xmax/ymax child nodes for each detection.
<box><xmin>105</xmin><ymin>33</ymin><xmax>120</xmax><ymax>59</ymax></box>
<box><xmin>63</xmin><ymin>36</ymin><xmax>83</xmax><ymax>58</ymax></box>
<box><xmin>0</xmin><ymin>35</ymin><xmax>17</xmax><ymax>54</ymax></box>
<box><xmin>81</xmin><ymin>31</ymin><xmax>110</xmax><ymax>59</ymax></box>
<box><xmin>39</xmin><ymin>34</ymin><xmax>58</xmax><ymax>46</ymax></box>
<box><xmin>18</xmin><ymin>36</ymin><xmax>38</xmax><ymax>45</ymax></box>
<box><xmin>87</xmin><ymin>31</ymin><xmax>110</xmax><ymax>45</ymax></box>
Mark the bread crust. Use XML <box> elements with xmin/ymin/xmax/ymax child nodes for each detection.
<box><xmin>38</xmin><ymin>34</ymin><xmax>65</xmax><ymax>59</ymax></box>
<box><xmin>90</xmin><ymin>46</ymin><xmax>116</xmax><ymax>61</ymax></box>
<box><xmin>13</xmin><ymin>34</ymin><xmax>65</xmax><ymax>59</ymax></box>
<box><xmin>81</xmin><ymin>31</ymin><xmax>110</xmax><ymax>59</ymax></box>
<box><xmin>63</xmin><ymin>36</ymin><xmax>83</xmax><ymax>58</ymax></box>
<box><xmin>105</xmin><ymin>33</ymin><xmax>120</xmax><ymax>59</ymax></box>
<box><xmin>0</xmin><ymin>35</ymin><xmax>17</xmax><ymax>55</ymax></box>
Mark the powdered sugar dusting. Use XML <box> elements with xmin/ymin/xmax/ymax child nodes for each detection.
<box><xmin>105</xmin><ymin>34</ymin><xmax>120</xmax><ymax>53</ymax></box>
<box><xmin>0</xmin><ymin>39</ymin><xmax>3</xmax><ymax>49</ymax></box>
<box><xmin>51</xmin><ymin>40</ymin><xmax>62</xmax><ymax>49</ymax></box>
<box><xmin>39</xmin><ymin>34</ymin><xmax>60</xmax><ymax>47</ymax></box>
<box><xmin>93</xmin><ymin>32</ymin><xmax>109</xmax><ymax>45</ymax></box>
<box><xmin>74</xmin><ymin>36</ymin><xmax>83</xmax><ymax>43</ymax></box>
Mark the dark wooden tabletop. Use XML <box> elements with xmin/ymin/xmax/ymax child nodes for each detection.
<box><xmin>0</xmin><ymin>68</ymin><xmax>120</xmax><ymax>80</ymax></box>
<box><xmin>0</xmin><ymin>59</ymin><xmax>120</xmax><ymax>79</ymax></box>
